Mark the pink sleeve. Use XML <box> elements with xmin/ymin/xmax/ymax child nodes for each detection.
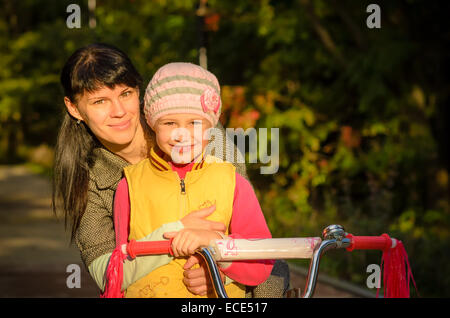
<box><xmin>113</xmin><ymin>178</ymin><xmax>130</xmax><ymax>245</ymax></box>
<box><xmin>219</xmin><ymin>173</ymin><xmax>274</xmax><ymax>286</ymax></box>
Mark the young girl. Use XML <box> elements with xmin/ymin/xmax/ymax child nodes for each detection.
<box><xmin>113</xmin><ymin>62</ymin><xmax>274</xmax><ymax>298</ymax></box>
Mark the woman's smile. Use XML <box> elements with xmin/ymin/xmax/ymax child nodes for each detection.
<box><xmin>108</xmin><ymin>119</ymin><xmax>131</xmax><ymax>130</ymax></box>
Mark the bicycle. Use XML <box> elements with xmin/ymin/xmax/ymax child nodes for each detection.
<box><xmin>121</xmin><ymin>224</ymin><xmax>416</xmax><ymax>298</ymax></box>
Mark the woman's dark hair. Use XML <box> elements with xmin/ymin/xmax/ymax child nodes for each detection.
<box><xmin>60</xmin><ymin>43</ymin><xmax>143</xmax><ymax>102</ymax></box>
<box><xmin>53</xmin><ymin>43</ymin><xmax>143</xmax><ymax>241</ymax></box>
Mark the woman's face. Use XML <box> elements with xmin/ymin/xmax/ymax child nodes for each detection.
<box><xmin>65</xmin><ymin>85</ymin><xmax>141</xmax><ymax>151</ymax></box>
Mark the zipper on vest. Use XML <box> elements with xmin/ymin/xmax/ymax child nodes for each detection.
<box><xmin>180</xmin><ymin>178</ymin><xmax>186</xmax><ymax>194</ymax></box>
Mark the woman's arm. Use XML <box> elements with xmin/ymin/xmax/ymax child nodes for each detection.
<box><xmin>88</xmin><ymin>222</ymin><xmax>183</xmax><ymax>291</ymax></box>
<box><xmin>75</xmin><ymin>182</ymin><xmax>117</xmax><ymax>269</ymax></box>
<box><xmin>88</xmin><ymin>178</ymin><xmax>182</xmax><ymax>291</ymax></box>
<box><xmin>88</xmin><ymin>179</ymin><xmax>184</xmax><ymax>291</ymax></box>
<box><xmin>89</xmin><ymin>178</ymin><xmax>227</xmax><ymax>292</ymax></box>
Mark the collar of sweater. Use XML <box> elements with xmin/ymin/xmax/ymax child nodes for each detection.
<box><xmin>90</xmin><ymin>147</ymin><xmax>130</xmax><ymax>190</ymax></box>
<box><xmin>149</xmin><ymin>147</ymin><xmax>206</xmax><ymax>174</ymax></box>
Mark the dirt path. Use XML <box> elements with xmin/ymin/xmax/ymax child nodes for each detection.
<box><xmin>0</xmin><ymin>165</ymin><xmax>368</xmax><ymax>298</ymax></box>
<box><xmin>0</xmin><ymin>165</ymin><xmax>98</xmax><ymax>297</ymax></box>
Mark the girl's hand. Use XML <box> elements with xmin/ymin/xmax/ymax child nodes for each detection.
<box><xmin>182</xmin><ymin>255</ymin><xmax>226</xmax><ymax>296</ymax></box>
<box><xmin>180</xmin><ymin>205</ymin><xmax>226</xmax><ymax>233</ymax></box>
<box><xmin>163</xmin><ymin>229</ymin><xmax>222</xmax><ymax>257</ymax></box>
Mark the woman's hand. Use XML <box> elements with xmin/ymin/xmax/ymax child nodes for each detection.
<box><xmin>182</xmin><ymin>255</ymin><xmax>226</xmax><ymax>296</ymax></box>
<box><xmin>180</xmin><ymin>205</ymin><xmax>226</xmax><ymax>232</ymax></box>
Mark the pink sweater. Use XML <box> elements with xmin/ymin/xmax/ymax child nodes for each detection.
<box><xmin>115</xmin><ymin>161</ymin><xmax>274</xmax><ymax>286</ymax></box>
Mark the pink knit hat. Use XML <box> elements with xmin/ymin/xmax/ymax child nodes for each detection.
<box><xmin>144</xmin><ymin>62</ymin><xmax>222</xmax><ymax>128</ymax></box>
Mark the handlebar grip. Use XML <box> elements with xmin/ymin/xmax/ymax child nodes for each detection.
<box><xmin>345</xmin><ymin>233</ymin><xmax>394</xmax><ymax>252</ymax></box>
<box><xmin>127</xmin><ymin>239</ymin><xmax>173</xmax><ymax>259</ymax></box>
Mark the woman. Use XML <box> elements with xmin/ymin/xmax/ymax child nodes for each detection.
<box><xmin>53</xmin><ymin>43</ymin><xmax>288</xmax><ymax>297</ymax></box>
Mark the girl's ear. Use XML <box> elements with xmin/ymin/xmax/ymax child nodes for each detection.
<box><xmin>64</xmin><ymin>96</ymin><xmax>83</xmax><ymax>121</ymax></box>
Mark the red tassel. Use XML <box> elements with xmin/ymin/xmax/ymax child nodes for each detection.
<box><xmin>377</xmin><ymin>241</ymin><xmax>418</xmax><ymax>298</ymax></box>
<box><xmin>100</xmin><ymin>247</ymin><xmax>126</xmax><ymax>298</ymax></box>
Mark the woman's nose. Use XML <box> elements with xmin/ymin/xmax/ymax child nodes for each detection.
<box><xmin>110</xmin><ymin>99</ymin><xmax>126</xmax><ymax>117</ymax></box>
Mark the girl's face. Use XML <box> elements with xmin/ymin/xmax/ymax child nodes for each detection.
<box><xmin>65</xmin><ymin>85</ymin><xmax>141</xmax><ymax>152</ymax></box>
<box><xmin>153</xmin><ymin>113</ymin><xmax>212</xmax><ymax>164</ymax></box>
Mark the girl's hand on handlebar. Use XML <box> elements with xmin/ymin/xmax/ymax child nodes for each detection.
<box><xmin>183</xmin><ymin>255</ymin><xmax>226</xmax><ymax>296</ymax></box>
<box><xmin>180</xmin><ymin>205</ymin><xmax>226</xmax><ymax>233</ymax></box>
<box><xmin>163</xmin><ymin>229</ymin><xmax>222</xmax><ymax>257</ymax></box>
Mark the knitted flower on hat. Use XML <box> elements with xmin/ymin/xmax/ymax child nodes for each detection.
<box><xmin>144</xmin><ymin>62</ymin><xmax>222</xmax><ymax>128</ymax></box>
<box><xmin>201</xmin><ymin>87</ymin><xmax>221</xmax><ymax>114</ymax></box>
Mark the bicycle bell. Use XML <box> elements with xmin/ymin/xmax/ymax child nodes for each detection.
<box><xmin>322</xmin><ymin>224</ymin><xmax>346</xmax><ymax>241</ymax></box>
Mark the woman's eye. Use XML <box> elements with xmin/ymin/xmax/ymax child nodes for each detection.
<box><xmin>93</xmin><ymin>99</ymin><xmax>105</xmax><ymax>105</ymax></box>
<box><xmin>164</xmin><ymin>122</ymin><xmax>175</xmax><ymax>126</ymax></box>
<box><xmin>121</xmin><ymin>90</ymin><xmax>132</xmax><ymax>98</ymax></box>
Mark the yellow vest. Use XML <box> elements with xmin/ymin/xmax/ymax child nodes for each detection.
<box><xmin>123</xmin><ymin>148</ymin><xmax>245</xmax><ymax>298</ymax></box>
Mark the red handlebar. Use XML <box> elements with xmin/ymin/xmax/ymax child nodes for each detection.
<box><xmin>345</xmin><ymin>233</ymin><xmax>393</xmax><ymax>252</ymax></box>
<box><xmin>124</xmin><ymin>234</ymin><xmax>396</xmax><ymax>258</ymax></box>
<box><xmin>127</xmin><ymin>239</ymin><xmax>173</xmax><ymax>259</ymax></box>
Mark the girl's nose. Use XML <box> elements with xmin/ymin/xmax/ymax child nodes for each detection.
<box><xmin>171</xmin><ymin>128</ymin><xmax>191</xmax><ymax>143</ymax></box>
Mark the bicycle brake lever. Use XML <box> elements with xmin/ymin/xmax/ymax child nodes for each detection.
<box><xmin>196</xmin><ymin>247</ymin><xmax>229</xmax><ymax>298</ymax></box>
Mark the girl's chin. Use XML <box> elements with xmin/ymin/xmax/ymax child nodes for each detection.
<box><xmin>170</xmin><ymin>153</ymin><xmax>194</xmax><ymax>164</ymax></box>
<box><xmin>168</xmin><ymin>149</ymin><xmax>203</xmax><ymax>164</ymax></box>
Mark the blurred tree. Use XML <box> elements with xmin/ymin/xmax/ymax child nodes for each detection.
<box><xmin>209</xmin><ymin>0</ymin><xmax>449</xmax><ymax>296</ymax></box>
<box><xmin>0</xmin><ymin>0</ymin><xmax>92</xmax><ymax>162</ymax></box>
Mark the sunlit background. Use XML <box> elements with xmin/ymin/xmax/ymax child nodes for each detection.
<box><xmin>0</xmin><ymin>0</ymin><xmax>448</xmax><ymax>297</ymax></box>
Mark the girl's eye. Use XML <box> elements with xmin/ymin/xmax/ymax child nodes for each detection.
<box><xmin>192</xmin><ymin>120</ymin><xmax>202</xmax><ymax>125</ymax></box>
<box><xmin>164</xmin><ymin>122</ymin><xmax>175</xmax><ymax>126</ymax></box>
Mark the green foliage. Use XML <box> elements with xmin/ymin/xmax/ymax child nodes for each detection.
<box><xmin>0</xmin><ymin>0</ymin><xmax>448</xmax><ymax>296</ymax></box>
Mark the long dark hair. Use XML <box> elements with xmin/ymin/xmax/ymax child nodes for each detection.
<box><xmin>53</xmin><ymin>43</ymin><xmax>143</xmax><ymax>241</ymax></box>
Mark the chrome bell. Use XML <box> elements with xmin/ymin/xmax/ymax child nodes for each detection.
<box><xmin>322</xmin><ymin>224</ymin><xmax>346</xmax><ymax>241</ymax></box>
